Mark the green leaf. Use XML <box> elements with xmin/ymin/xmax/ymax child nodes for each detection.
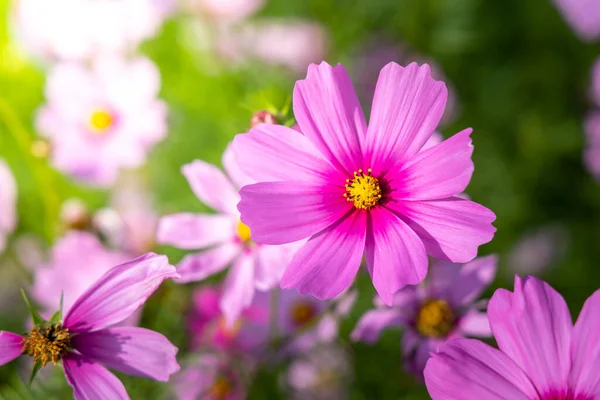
<box><xmin>20</xmin><ymin>289</ymin><xmax>44</xmax><ymax>326</ymax></box>
<box><xmin>48</xmin><ymin>291</ymin><xmax>64</xmax><ymax>324</ymax></box>
<box><xmin>27</xmin><ymin>362</ymin><xmax>42</xmax><ymax>388</ymax></box>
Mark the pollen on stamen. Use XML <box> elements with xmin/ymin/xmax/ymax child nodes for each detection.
<box><xmin>21</xmin><ymin>323</ymin><xmax>72</xmax><ymax>367</ymax></box>
<box><xmin>344</xmin><ymin>168</ymin><xmax>382</xmax><ymax>210</ymax></box>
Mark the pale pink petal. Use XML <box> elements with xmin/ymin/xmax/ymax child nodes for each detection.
<box><xmin>181</xmin><ymin>160</ymin><xmax>239</xmax><ymax>215</ymax></box>
<box><xmin>64</xmin><ymin>253</ymin><xmax>178</xmax><ymax>333</ymax></box>
<box><xmin>487</xmin><ymin>276</ymin><xmax>572</xmax><ymax>395</ymax></box>
<box><xmin>0</xmin><ymin>331</ymin><xmax>23</xmax><ymax>366</ymax></box>
<box><xmin>458</xmin><ymin>309</ymin><xmax>492</xmax><ymax>337</ymax></box>
<box><xmin>238</xmin><ymin>181</ymin><xmax>352</xmax><ymax>244</ymax></box>
<box><xmin>552</xmin><ymin>0</ymin><xmax>600</xmax><ymax>42</ymax></box>
<box><xmin>365</xmin><ymin>207</ymin><xmax>428</xmax><ymax>305</ymax></box>
<box><xmin>63</xmin><ymin>353</ymin><xmax>129</xmax><ymax>400</ymax></box>
<box><xmin>281</xmin><ymin>211</ymin><xmax>366</xmax><ymax>300</ymax></box>
<box><xmin>569</xmin><ymin>289</ymin><xmax>600</xmax><ymax>397</ymax></box>
<box><xmin>231</xmin><ymin>124</ymin><xmax>343</xmax><ymax>183</ymax></box>
<box><xmin>390</xmin><ymin>196</ymin><xmax>496</xmax><ymax>263</ymax></box>
<box><xmin>254</xmin><ymin>245</ymin><xmax>293</xmax><ymax>291</ymax></box>
<box><xmin>156</xmin><ymin>213</ymin><xmax>236</xmax><ymax>249</ymax></box>
<box><xmin>176</xmin><ymin>242</ymin><xmax>240</xmax><ymax>284</ymax></box>
<box><xmin>71</xmin><ymin>327</ymin><xmax>179</xmax><ymax>382</ymax></box>
<box><xmin>350</xmin><ymin>308</ymin><xmax>405</xmax><ymax>343</ymax></box>
<box><xmin>420</xmin><ymin>131</ymin><xmax>444</xmax><ymax>151</ymax></box>
<box><xmin>293</xmin><ymin>62</ymin><xmax>367</xmax><ymax>174</ymax></box>
<box><xmin>388</xmin><ymin>128</ymin><xmax>473</xmax><ymax>200</ymax></box>
<box><xmin>220</xmin><ymin>252</ymin><xmax>256</xmax><ymax>325</ymax></box>
<box><xmin>446</xmin><ymin>255</ymin><xmax>498</xmax><ymax>308</ymax></box>
<box><xmin>366</xmin><ymin>62</ymin><xmax>447</xmax><ymax>172</ymax></box>
<box><xmin>424</xmin><ymin>338</ymin><xmax>538</xmax><ymax>400</ymax></box>
<box><xmin>222</xmin><ymin>141</ymin><xmax>254</xmax><ymax>188</ymax></box>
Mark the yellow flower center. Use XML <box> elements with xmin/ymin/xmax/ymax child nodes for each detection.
<box><xmin>209</xmin><ymin>376</ymin><xmax>232</xmax><ymax>400</ymax></box>
<box><xmin>88</xmin><ymin>109</ymin><xmax>113</xmax><ymax>134</ymax></box>
<box><xmin>237</xmin><ymin>221</ymin><xmax>252</xmax><ymax>243</ymax></box>
<box><xmin>22</xmin><ymin>323</ymin><xmax>71</xmax><ymax>367</ymax></box>
<box><xmin>416</xmin><ymin>299</ymin><xmax>455</xmax><ymax>338</ymax></box>
<box><xmin>344</xmin><ymin>169</ymin><xmax>382</xmax><ymax>210</ymax></box>
<box><xmin>291</xmin><ymin>301</ymin><xmax>317</xmax><ymax>328</ymax></box>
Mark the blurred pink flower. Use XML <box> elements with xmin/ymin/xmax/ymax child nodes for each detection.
<box><xmin>552</xmin><ymin>0</ymin><xmax>600</xmax><ymax>41</ymax></box>
<box><xmin>352</xmin><ymin>255</ymin><xmax>497</xmax><ymax>378</ymax></box>
<box><xmin>592</xmin><ymin>58</ymin><xmax>600</xmax><ymax>105</ymax></box>
<box><xmin>285</xmin><ymin>344</ymin><xmax>352</xmax><ymax>400</ymax></box>
<box><xmin>13</xmin><ymin>0</ymin><xmax>173</xmax><ymax>61</ymax></box>
<box><xmin>187</xmin><ymin>0</ymin><xmax>264</xmax><ymax>22</ymax></box>
<box><xmin>508</xmin><ymin>225</ymin><xmax>568</xmax><ymax>276</ymax></box>
<box><xmin>188</xmin><ymin>285</ymin><xmax>270</xmax><ymax>353</ymax></box>
<box><xmin>425</xmin><ymin>276</ymin><xmax>600</xmax><ymax>400</ymax></box>
<box><xmin>0</xmin><ymin>160</ymin><xmax>17</xmax><ymax>253</ymax></box>
<box><xmin>173</xmin><ymin>353</ymin><xmax>246</xmax><ymax>400</ymax></box>
<box><xmin>36</xmin><ymin>57</ymin><xmax>167</xmax><ymax>187</ymax></box>
<box><xmin>32</xmin><ymin>231</ymin><xmax>131</xmax><ymax>321</ymax></box>
<box><xmin>0</xmin><ymin>254</ymin><xmax>180</xmax><ymax>399</ymax></box>
<box><xmin>233</xmin><ymin>62</ymin><xmax>496</xmax><ymax>305</ymax></box>
<box><xmin>157</xmin><ymin>143</ymin><xmax>298</xmax><ymax>324</ymax></box>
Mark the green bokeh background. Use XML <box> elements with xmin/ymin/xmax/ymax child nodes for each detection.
<box><xmin>1</xmin><ymin>0</ymin><xmax>600</xmax><ymax>398</ymax></box>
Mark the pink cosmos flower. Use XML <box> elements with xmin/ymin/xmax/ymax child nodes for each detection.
<box><xmin>36</xmin><ymin>56</ymin><xmax>167</xmax><ymax>187</ymax></box>
<box><xmin>187</xmin><ymin>285</ymin><xmax>269</xmax><ymax>352</ymax></box>
<box><xmin>232</xmin><ymin>61</ymin><xmax>496</xmax><ymax>305</ymax></box>
<box><xmin>352</xmin><ymin>255</ymin><xmax>497</xmax><ymax>378</ymax></box>
<box><xmin>173</xmin><ymin>352</ymin><xmax>246</xmax><ymax>400</ymax></box>
<box><xmin>0</xmin><ymin>159</ymin><xmax>17</xmax><ymax>253</ymax></box>
<box><xmin>424</xmin><ymin>275</ymin><xmax>600</xmax><ymax>400</ymax></box>
<box><xmin>552</xmin><ymin>0</ymin><xmax>600</xmax><ymax>41</ymax></box>
<box><xmin>157</xmin><ymin>143</ymin><xmax>297</xmax><ymax>324</ymax></box>
<box><xmin>32</xmin><ymin>231</ymin><xmax>131</xmax><ymax>320</ymax></box>
<box><xmin>0</xmin><ymin>253</ymin><xmax>180</xmax><ymax>399</ymax></box>
<box><xmin>13</xmin><ymin>0</ymin><xmax>173</xmax><ymax>61</ymax></box>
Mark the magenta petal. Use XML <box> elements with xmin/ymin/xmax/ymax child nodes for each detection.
<box><xmin>220</xmin><ymin>253</ymin><xmax>256</xmax><ymax>325</ymax></box>
<box><xmin>221</xmin><ymin>141</ymin><xmax>253</xmax><ymax>189</ymax></box>
<box><xmin>63</xmin><ymin>353</ymin><xmax>129</xmax><ymax>400</ymax></box>
<box><xmin>71</xmin><ymin>327</ymin><xmax>179</xmax><ymax>382</ymax></box>
<box><xmin>487</xmin><ymin>276</ymin><xmax>572</xmax><ymax>395</ymax></box>
<box><xmin>457</xmin><ymin>309</ymin><xmax>492</xmax><ymax>337</ymax></box>
<box><xmin>181</xmin><ymin>160</ymin><xmax>239</xmax><ymax>215</ymax></box>
<box><xmin>0</xmin><ymin>331</ymin><xmax>23</xmax><ymax>366</ymax></box>
<box><xmin>424</xmin><ymin>338</ymin><xmax>538</xmax><ymax>400</ymax></box>
<box><xmin>392</xmin><ymin>196</ymin><xmax>496</xmax><ymax>263</ymax></box>
<box><xmin>366</xmin><ymin>207</ymin><xmax>428</xmax><ymax>305</ymax></box>
<box><xmin>157</xmin><ymin>213</ymin><xmax>236</xmax><ymax>250</ymax></box>
<box><xmin>281</xmin><ymin>211</ymin><xmax>366</xmax><ymax>300</ymax></box>
<box><xmin>238</xmin><ymin>181</ymin><xmax>352</xmax><ymax>245</ymax></box>
<box><xmin>350</xmin><ymin>308</ymin><xmax>405</xmax><ymax>343</ymax></box>
<box><xmin>64</xmin><ymin>253</ymin><xmax>178</xmax><ymax>333</ymax></box>
<box><xmin>293</xmin><ymin>62</ymin><xmax>367</xmax><ymax>174</ymax></box>
<box><xmin>445</xmin><ymin>255</ymin><xmax>498</xmax><ymax>308</ymax></box>
<box><xmin>569</xmin><ymin>289</ymin><xmax>600</xmax><ymax>397</ymax></box>
<box><xmin>366</xmin><ymin>62</ymin><xmax>448</xmax><ymax>172</ymax></box>
<box><xmin>231</xmin><ymin>123</ymin><xmax>342</xmax><ymax>183</ymax></box>
<box><xmin>389</xmin><ymin>128</ymin><xmax>474</xmax><ymax>200</ymax></box>
<box><xmin>176</xmin><ymin>242</ymin><xmax>240</xmax><ymax>284</ymax></box>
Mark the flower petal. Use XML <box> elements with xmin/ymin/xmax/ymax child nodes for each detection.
<box><xmin>63</xmin><ymin>353</ymin><xmax>129</xmax><ymax>400</ymax></box>
<box><xmin>220</xmin><ymin>252</ymin><xmax>256</xmax><ymax>325</ymax></box>
<box><xmin>254</xmin><ymin>245</ymin><xmax>294</xmax><ymax>291</ymax></box>
<box><xmin>366</xmin><ymin>62</ymin><xmax>448</xmax><ymax>172</ymax></box>
<box><xmin>181</xmin><ymin>160</ymin><xmax>239</xmax><ymax>215</ymax></box>
<box><xmin>568</xmin><ymin>289</ymin><xmax>600</xmax><ymax>397</ymax></box>
<box><xmin>156</xmin><ymin>213</ymin><xmax>236</xmax><ymax>250</ymax></box>
<box><xmin>366</xmin><ymin>207</ymin><xmax>428</xmax><ymax>306</ymax></box>
<box><xmin>293</xmin><ymin>62</ymin><xmax>367</xmax><ymax>174</ymax></box>
<box><xmin>424</xmin><ymin>338</ymin><xmax>538</xmax><ymax>400</ymax></box>
<box><xmin>445</xmin><ymin>255</ymin><xmax>498</xmax><ymax>308</ymax></box>
<box><xmin>0</xmin><ymin>331</ymin><xmax>23</xmax><ymax>366</ymax></box>
<box><xmin>222</xmin><ymin>141</ymin><xmax>254</xmax><ymax>188</ymax></box>
<box><xmin>231</xmin><ymin>123</ymin><xmax>342</xmax><ymax>183</ymax></box>
<box><xmin>238</xmin><ymin>181</ymin><xmax>352</xmax><ymax>245</ymax></box>
<box><xmin>457</xmin><ymin>309</ymin><xmax>492</xmax><ymax>337</ymax></box>
<box><xmin>71</xmin><ymin>327</ymin><xmax>179</xmax><ymax>382</ymax></box>
<box><xmin>390</xmin><ymin>196</ymin><xmax>496</xmax><ymax>263</ymax></box>
<box><xmin>487</xmin><ymin>276</ymin><xmax>572</xmax><ymax>395</ymax></box>
<box><xmin>175</xmin><ymin>242</ymin><xmax>240</xmax><ymax>284</ymax></box>
<box><xmin>64</xmin><ymin>253</ymin><xmax>178</xmax><ymax>333</ymax></box>
<box><xmin>388</xmin><ymin>128</ymin><xmax>474</xmax><ymax>200</ymax></box>
<box><xmin>281</xmin><ymin>211</ymin><xmax>366</xmax><ymax>300</ymax></box>
<box><xmin>350</xmin><ymin>308</ymin><xmax>405</xmax><ymax>343</ymax></box>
